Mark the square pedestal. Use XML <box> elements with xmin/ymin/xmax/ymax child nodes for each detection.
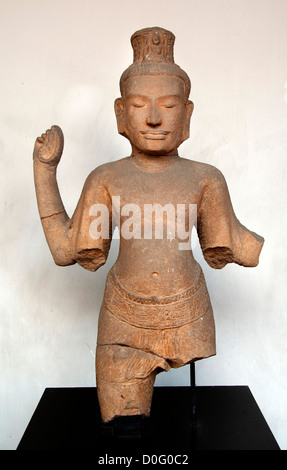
<box><xmin>17</xmin><ymin>386</ymin><xmax>280</xmax><ymax>451</ymax></box>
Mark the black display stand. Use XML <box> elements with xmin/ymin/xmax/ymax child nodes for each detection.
<box><xmin>17</xmin><ymin>366</ymin><xmax>279</xmax><ymax>451</ymax></box>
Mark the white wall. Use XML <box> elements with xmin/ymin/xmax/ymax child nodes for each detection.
<box><xmin>0</xmin><ymin>0</ymin><xmax>286</xmax><ymax>450</ymax></box>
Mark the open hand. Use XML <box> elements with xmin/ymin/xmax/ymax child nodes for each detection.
<box><xmin>33</xmin><ymin>125</ymin><xmax>64</xmax><ymax>166</ymax></box>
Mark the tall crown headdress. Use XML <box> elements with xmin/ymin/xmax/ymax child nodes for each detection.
<box><xmin>120</xmin><ymin>27</ymin><xmax>191</xmax><ymax>98</ymax></box>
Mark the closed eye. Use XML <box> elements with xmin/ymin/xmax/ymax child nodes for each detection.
<box><xmin>164</xmin><ymin>103</ymin><xmax>177</xmax><ymax>108</ymax></box>
<box><xmin>132</xmin><ymin>102</ymin><xmax>145</xmax><ymax>108</ymax></box>
<box><xmin>159</xmin><ymin>95</ymin><xmax>181</xmax><ymax>109</ymax></box>
<box><xmin>129</xmin><ymin>96</ymin><xmax>147</xmax><ymax>108</ymax></box>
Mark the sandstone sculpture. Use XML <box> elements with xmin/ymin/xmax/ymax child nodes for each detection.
<box><xmin>33</xmin><ymin>27</ymin><xmax>264</xmax><ymax>424</ymax></box>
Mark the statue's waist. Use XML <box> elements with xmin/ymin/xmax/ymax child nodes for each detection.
<box><xmin>102</xmin><ymin>267</ymin><xmax>211</xmax><ymax>329</ymax></box>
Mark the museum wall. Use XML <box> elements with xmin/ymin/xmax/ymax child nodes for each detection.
<box><xmin>0</xmin><ymin>0</ymin><xmax>286</xmax><ymax>449</ymax></box>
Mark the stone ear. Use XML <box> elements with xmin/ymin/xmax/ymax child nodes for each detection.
<box><xmin>181</xmin><ymin>100</ymin><xmax>194</xmax><ymax>143</ymax></box>
<box><xmin>114</xmin><ymin>98</ymin><xmax>127</xmax><ymax>137</ymax></box>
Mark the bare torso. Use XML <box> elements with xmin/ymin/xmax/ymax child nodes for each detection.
<box><xmin>100</xmin><ymin>155</ymin><xmax>208</xmax><ymax>296</ymax></box>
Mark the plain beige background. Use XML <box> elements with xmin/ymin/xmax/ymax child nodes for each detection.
<box><xmin>0</xmin><ymin>0</ymin><xmax>286</xmax><ymax>449</ymax></box>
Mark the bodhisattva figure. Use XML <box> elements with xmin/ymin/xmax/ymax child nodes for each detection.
<box><xmin>33</xmin><ymin>27</ymin><xmax>264</xmax><ymax>424</ymax></box>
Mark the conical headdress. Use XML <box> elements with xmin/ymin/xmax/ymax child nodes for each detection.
<box><xmin>120</xmin><ymin>27</ymin><xmax>191</xmax><ymax>99</ymax></box>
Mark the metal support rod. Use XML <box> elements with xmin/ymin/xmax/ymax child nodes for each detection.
<box><xmin>190</xmin><ymin>362</ymin><xmax>195</xmax><ymax>388</ymax></box>
<box><xmin>190</xmin><ymin>361</ymin><xmax>196</xmax><ymax>442</ymax></box>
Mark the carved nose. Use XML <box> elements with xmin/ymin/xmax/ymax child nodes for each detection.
<box><xmin>146</xmin><ymin>106</ymin><xmax>162</xmax><ymax>126</ymax></box>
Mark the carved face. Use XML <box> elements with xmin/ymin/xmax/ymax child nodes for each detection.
<box><xmin>115</xmin><ymin>75</ymin><xmax>193</xmax><ymax>156</ymax></box>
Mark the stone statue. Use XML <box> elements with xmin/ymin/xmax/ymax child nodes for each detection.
<box><xmin>33</xmin><ymin>27</ymin><xmax>264</xmax><ymax>424</ymax></box>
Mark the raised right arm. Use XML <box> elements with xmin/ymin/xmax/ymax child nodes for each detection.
<box><xmin>33</xmin><ymin>125</ymin><xmax>75</xmax><ymax>266</ymax></box>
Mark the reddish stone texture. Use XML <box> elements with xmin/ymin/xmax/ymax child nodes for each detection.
<box><xmin>33</xmin><ymin>27</ymin><xmax>264</xmax><ymax>422</ymax></box>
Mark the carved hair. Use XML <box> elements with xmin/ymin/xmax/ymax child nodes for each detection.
<box><xmin>120</xmin><ymin>27</ymin><xmax>191</xmax><ymax>100</ymax></box>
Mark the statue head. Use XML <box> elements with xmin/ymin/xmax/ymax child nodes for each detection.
<box><xmin>115</xmin><ymin>27</ymin><xmax>194</xmax><ymax>156</ymax></box>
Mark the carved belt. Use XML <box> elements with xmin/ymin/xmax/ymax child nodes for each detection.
<box><xmin>103</xmin><ymin>268</ymin><xmax>211</xmax><ymax>329</ymax></box>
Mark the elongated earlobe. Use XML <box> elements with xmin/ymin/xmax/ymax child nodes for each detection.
<box><xmin>181</xmin><ymin>100</ymin><xmax>194</xmax><ymax>143</ymax></box>
<box><xmin>114</xmin><ymin>98</ymin><xmax>127</xmax><ymax>137</ymax></box>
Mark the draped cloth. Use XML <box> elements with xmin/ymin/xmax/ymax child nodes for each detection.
<box><xmin>96</xmin><ymin>265</ymin><xmax>216</xmax><ymax>422</ymax></box>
